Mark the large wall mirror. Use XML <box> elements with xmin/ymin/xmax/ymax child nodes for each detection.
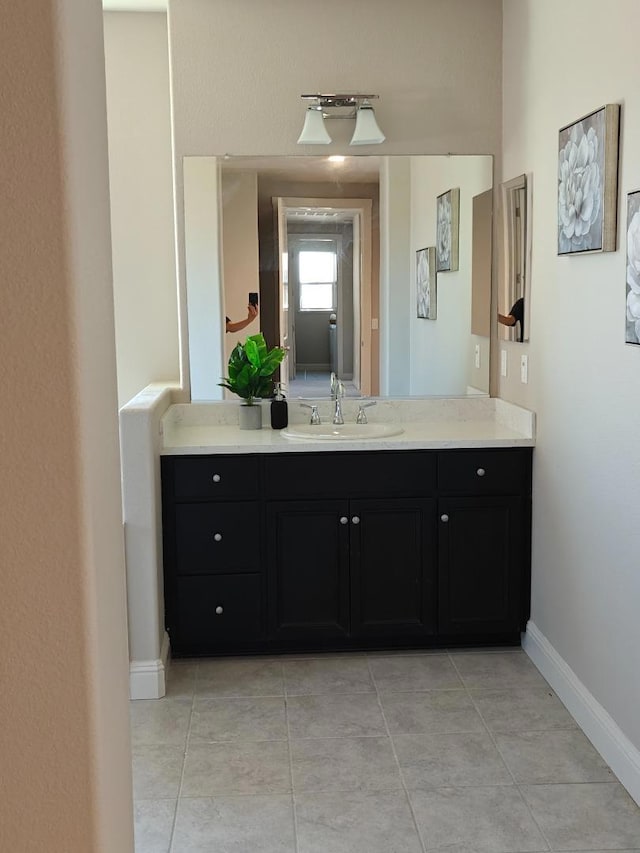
<box><xmin>184</xmin><ymin>154</ymin><xmax>493</xmax><ymax>400</ymax></box>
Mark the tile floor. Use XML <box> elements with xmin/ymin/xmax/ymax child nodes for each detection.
<box><xmin>131</xmin><ymin>649</ymin><xmax>640</xmax><ymax>852</ymax></box>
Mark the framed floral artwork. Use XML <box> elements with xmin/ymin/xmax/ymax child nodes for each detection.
<box><xmin>626</xmin><ymin>190</ymin><xmax>640</xmax><ymax>345</ymax></box>
<box><xmin>558</xmin><ymin>104</ymin><xmax>620</xmax><ymax>255</ymax></box>
<box><xmin>436</xmin><ymin>187</ymin><xmax>460</xmax><ymax>272</ymax></box>
<box><xmin>417</xmin><ymin>246</ymin><xmax>436</xmax><ymax>319</ymax></box>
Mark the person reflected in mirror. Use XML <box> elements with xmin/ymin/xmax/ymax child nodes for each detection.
<box><xmin>226</xmin><ymin>303</ymin><xmax>258</xmax><ymax>333</ymax></box>
<box><xmin>498</xmin><ymin>296</ymin><xmax>524</xmax><ymax>342</ymax></box>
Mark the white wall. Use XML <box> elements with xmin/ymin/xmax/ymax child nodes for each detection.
<box><xmin>104</xmin><ymin>12</ymin><xmax>180</xmax><ymax>407</ymax></box>
<box><xmin>502</xmin><ymin>0</ymin><xmax>640</xmax><ymax>779</ymax></box>
<box><xmin>168</xmin><ymin>0</ymin><xmax>503</xmax><ymax>395</ymax></box>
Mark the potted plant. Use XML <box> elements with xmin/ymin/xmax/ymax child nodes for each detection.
<box><xmin>219</xmin><ymin>333</ymin><xmax>285</xmax><ymax>430</ymax></box>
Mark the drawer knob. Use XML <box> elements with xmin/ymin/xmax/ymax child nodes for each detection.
<box><xmin>212</xmin><ymin>473</ymin><xmax>221</xmax><ymax>483</ymax></box>
<box><xmin>476</xmin><ymin>468</ymin><xmax>486</xmax><ymax>477</ymax></box>
<box><xmin>215</xmin><ymin>605</ymin><xmax>223</xmax><ymax>615</ymax></box>
<box><xmin>352</xmin><ymin>516</ymin><xmax>360</xmax><ymax>525</ymax></box>
<box><xmin>339</xmin><ymin>516</ymin><xmax>349</xmax><ymax>525</ymax></box>
<box><xmin>214</xmin><ymin>533</ymin><xmax>223</xmax><ymax>542</ymax></box>
<box><xmin>440</xmin><ymin>514</ymin><xmax>449</xmax><ymax>523</ymax></box>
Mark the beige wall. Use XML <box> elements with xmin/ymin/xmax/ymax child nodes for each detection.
<box><xmin>168</xmin><ymin>0</ymin><xmax>503</xmax><ymax>394</ymax></box>
<box><xmin>0</xmin><ymin>1</ymin><xmax>133</xmax><ymax>850</ymax></box>
<box><xmin>104</xmin><ymin>12</ymin><xmax>180</xmax><ymax>407</ymax></box>
<box><xmin>502</xmin><ymin>0</ymin><xmax>640</xmax><ymax>782</ymax></box>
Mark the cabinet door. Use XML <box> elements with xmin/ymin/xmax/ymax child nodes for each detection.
<box><xmin>350</xmin><ymin>499</ymin><xmax>437</xmax><ymax>637</ymax></box>
<box><xmin>267</xmin><ymin>500</ymin><xmax>350</xmax><ymax>640</ymax></box>
<box><xmin>438</xmin><ymin>497</ymin><xmax>523</xmax><ymax>637</ymax></box>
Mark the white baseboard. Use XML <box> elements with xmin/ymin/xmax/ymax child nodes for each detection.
<box><xmin>129</xmin><ymin>631</ymin><xmax>170</xmax><ymax>700</ymax></box>
<box><xmin>523</xmin><ymin>621</ymin><xmax>640</xmax><ymax>805</ymax></box>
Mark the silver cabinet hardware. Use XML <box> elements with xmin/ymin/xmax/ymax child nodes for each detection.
<box><xmin>213</xmin><ymin>533</ymin><xmax>222</xmax><ymax>542</ymax></box>
<box><xmin>212</xmin><ymin>473</ymin><xmax>221</xmax><ymax>483</ymax></box>
<box><xmin>215</xmin><ymin>605</ymin><xmax>223</xmax><ymax>615</ymax></box>
<box><xmin>352</xmin><ymin>516</ymin><xmax>360</xmax><ymax>525</ymax></box>
<box><xmin>476</xmin><ymin>468</ymin><xmax>486</xmax><ymax>477</ymax></box>
<box><xmin>340</xmin><ymin>516</ymin><xmax>349</xmax><ymax>525</ymax></box>
<box><xmin>440</xmin><ymin>514</ymin><xmax>449</xmax><ymax>522</ymax></box>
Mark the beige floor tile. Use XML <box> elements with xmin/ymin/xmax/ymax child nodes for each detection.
<box><xmin>409</xmin><ymin>785</ymin><xmax>547</xmax><ymax>852</ymax></box>
<box><xmin>164</xmin><ymin>662</ymin><xmax>198</xmax><ymax>698</ymax></box>
<box><xmin>189</xmin><ymin>696</ymin><xmax>287</xmax><ymax>742</ymax></box>
<box><xmin>130</xmin><ymin>697</ymin><xmax>192</xmax><ymax>747</ymax></box>
<box><xmin>520</xmin><ymin>782</ymin><xmax>640</xmax><ymax>849</ymax></box>
<box><xmin>133</xmin><ymin>799</ymin><xmax>175</xmax><ymax>853</ymax></box>
<box><xmin>287</xmin><ymin>693</ymin><xmax>387</xmax><ymax>739</ymax></box>
<box><xmin>450</xmin><ymin>651</ymin><xmax>548</xmax><ymax>689</ymax></box>
<box><xmin>369</xmin><ymin>653</ymin><xmax>463</xmax><ymax>691</ymax></box>
<box><xmin>495</xmin><ymin>729</ymin><xmax>614</xmax><ymax>783</ymax></box>
<box><xmin>171</xmin><ymin>795</ymin><xmax>295</xmax><ymax>853</ymax></box>
<box><xmin>284</xmin><ymin>657</ymin><xmax>375</xmax><ymax>695</ymax></box>
<box><xmin>394</xmin><ymin>731</ymin><xmax>512</xmax><ymax>789</ymax></box>
<box><xmin>381</xmin><ymin>689</ymin><xmax>484</xmax><ymax>734</ymax></box>
<box><xmin>196</xmin><ymin>658</ymin><xmax>283</xmax><ymax>697</ymax></box>
<box><xmin>132</xmin><ymin>745</ymin><xmax>184</xmax><ymax>800</ymax></box>
<box><xmin>290</xmin><ymin>736</ymin><xmax>401</xmax><ymax>793</ymax></box>
<box><xmin>471</xmin><ymin>686</ymin><xmax>577</xmax><ymax>732</ymax></box>
<box><xmin>295</xmin><ymin>790</ymin><xmax>423</xmax><ymax>853</ymax></box>
<box><xmin>181</xmin><ymin>740</ymin><xmax>291</xmax><ymax>797</ymax></box>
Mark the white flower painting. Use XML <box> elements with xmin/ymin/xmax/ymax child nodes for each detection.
<box><xmin>626</xmin><ymin>191</ymin><xmax>640</xmax><ymax>345</ymax></box>
<box><xmin>417</xmin><ymin>246</ymin><xmax>436</xmax><ymax>319</ymax></box>
<box><xmin>558</xmin><ymin>104</ymin><xmax>620</xmax><ymax>255</ymax></box>
<box><xmin>436</xmin><ymin>188</ymin><xmax>460</xmax><ymax>272</ymax></box>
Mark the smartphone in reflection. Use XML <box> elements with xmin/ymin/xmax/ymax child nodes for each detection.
<box><xmin>249</xmin><ymin>292</ymin><xmax>259</xmax><ymax>307</ymax></box>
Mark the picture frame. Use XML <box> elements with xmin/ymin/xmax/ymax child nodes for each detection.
<box><xmin>416</xmin><ymin>246</ymin><xmax>436</xmax><ymax>319</ymax></box>
<box><xmin>558</xmin><ymin>103</ymin><xmax>620</xmax><ymax>255</ymax></box>
<box><xmin>625</xmin><ymin>189</ymin><xmax>640</xmax><ymax>345</ymax></box>
<box><xmin>436</xmin><ymin>187</ymin><xmax>460</xmax><ymax>272</ymax></box>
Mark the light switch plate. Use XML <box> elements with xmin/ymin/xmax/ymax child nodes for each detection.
<box><xmin>371</xmin><ymin>318</ymin><xmax>379</xmax><ymax>330</ymax></box>
<box><xmin>520</xmin><ymin>354</ymin><xmax>528</xmax><ymax>384</ymax></box>
<box><xmin>500</xmin><ymin>349</ymin><xmax>508</xmax><ymax>377</ymax></box>
<box><xmin>474</xmin><ymin>344</ymin><xmax>481</xmax><ymax>369</ymax></box>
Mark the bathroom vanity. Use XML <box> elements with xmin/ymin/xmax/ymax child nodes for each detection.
<box><xmin>160</xmin><ymin>399</ymin><xmax>534</xmax><ymax>657</ymax></box>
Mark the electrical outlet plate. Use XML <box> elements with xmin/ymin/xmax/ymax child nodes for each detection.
<box><xmin>500</xmin><ymin>349</ymin><xmax>508</xmax><ymax>377</ymax></box>
<box><xmin>520</xmin><ymin>354</ymin><xmax>528</xmax><ymax>384</ymax></box>
<box><xmin>474</xmin><ymin>344</ymin><xmax>481</xmax><ymax>369</ymax></box>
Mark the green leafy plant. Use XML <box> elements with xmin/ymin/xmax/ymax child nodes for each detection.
<box><xmin>219</xmin><ymin>333</ymin><xmax>285</xmax><ymax>406</ymax></box>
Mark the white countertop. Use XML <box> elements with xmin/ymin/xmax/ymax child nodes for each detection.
<box><xmin>160</xmin><ymin>398</ymin><xmax>535</xmax><ymax>455</ymax></box>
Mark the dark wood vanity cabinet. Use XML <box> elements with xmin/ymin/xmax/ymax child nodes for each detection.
<box><xmin>161</xmin><ymin>447</ymin><xmax>532</xmax><ymax>655</ymax></box>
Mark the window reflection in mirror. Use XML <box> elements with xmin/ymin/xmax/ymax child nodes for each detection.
<box><xmin>499</xmin><ymin>174</ymin><xmax>531</xmax><ymax>343</ymax></box>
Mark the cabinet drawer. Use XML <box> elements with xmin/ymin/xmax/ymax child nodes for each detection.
<box><xmin>264</xmin><ymin>451</ymin><xmax>436</xmax><ymax>499</ymax></box>
<box><xmin>174</xmin><ymin>503</ymin><xmax>260</xmax><ymax>575</ymax></box>
<box><xmin>169</xmin><ymin>456</ymin><xmax>260</xmax><ymax>501</ymax></box>
<box><xmin>438</xmin><ymin>449</ymin><xmax>529</xmax><ymax>495</ymax></box>
<box><xmin>174</xmin><ymin>574</ymin><xmax>263</xmax><ymax>647</ymax></box>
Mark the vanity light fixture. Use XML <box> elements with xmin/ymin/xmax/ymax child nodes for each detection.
<box><xmin>297</xmin><ymin>94</ymin><xmax>385</xmax><ymax>146</ymax></box>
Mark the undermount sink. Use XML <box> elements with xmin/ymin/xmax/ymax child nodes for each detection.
<box><xmin>282</xmin><ymin>423</ymin><xmax>404</xmax><ymax>441</ymax></box>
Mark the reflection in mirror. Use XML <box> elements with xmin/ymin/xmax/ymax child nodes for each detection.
<box><xmin>499</xmin><ymin>174</ymin><xmax>531</xmax><ymax>343</ymax></box>
<box><xmin>183</xmin><ymin>155</ymin><xmax>493</xmax><ymax>401</ymax></box>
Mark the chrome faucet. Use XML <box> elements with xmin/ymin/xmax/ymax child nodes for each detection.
<box><xmin>331</xmin><ymin>377</ymin><xmax>345</xmax><ymax>425</ymax></box>
<box><xmin>356</xmin><ymin>401</ymin><xmax>377</xmax><ymax>424</ymax></box>
<box><xmin>300</xmin><ymin>403</ymin><xmax>321</xmax><ymax>425</ymax></box>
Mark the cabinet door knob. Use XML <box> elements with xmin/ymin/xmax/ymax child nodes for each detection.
<box><xmin>215</xmin><ymin>605</ymin><xmax>223</xmax><ymax>615</ymax></box>
<box><xmin>212</xmin><ymin>473</ymin><xmax>221</xmax><ymax>483</ymax></box>
<box><xmin>440</xmin><ymin>514</ymin><xmax>449</xmax><ymax>522</ymax></box>
<box><xmin>476</xmin><ymin>468</ymin><xmax>486</xmax><ymax>477</ymax></box>
<box><xmin>339</xmin><ymin>516</ymin><xmax>349</xmax><ymax>525</ymax></box>
<box><xmin>213</xmin><ymin>532</ymin><xmax>222</xmax><ymax>542</ymax></box>
<box><xmin>352</xmin><ymin>516</ymin><xmax>360</xmax><ymax>525</ymax></box>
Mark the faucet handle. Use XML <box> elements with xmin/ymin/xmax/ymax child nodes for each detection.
<box><xmin>300</xmin><ymin>403</ymin><xmax>321</xmax><ymax>425</ymax></box>
<box><xmin>356</xmin><ymin>401</ymin><xmax>377</xmax><ymax>424</ymax></box>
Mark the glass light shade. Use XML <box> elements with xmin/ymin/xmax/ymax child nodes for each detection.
<box><xmin>350</xmin><ymin>104</ymin><xmax>385</xmax><ymax>146</ymax></box>
<box><xmin>297</xmin><ymin>107</ymin><xmax>332</xmax><ymax>144</ymax></box>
